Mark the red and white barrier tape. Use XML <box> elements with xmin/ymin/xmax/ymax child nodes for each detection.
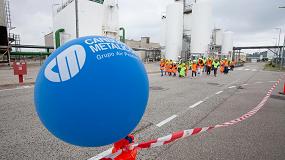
<box><xmin>99</xmin><ymin>78</ymin><xmax>282</xmax><ymax>160</ymax></box>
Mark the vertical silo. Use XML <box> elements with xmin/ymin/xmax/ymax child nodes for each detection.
<box><xmin>0</xmin><ymin>0</ymin><xmax>8</xmax><ymax>46</ymax></box>
<box><xmin>160</xmin><ymin>14</ymin><xmax>166</xmax><ymax>57</ymax></box>
<box><xmin>183</xmin><ymin>13</ymin><xmax>192</xmax><ymax>57</ymax></box>
<box><xmin>190</xmin><ymin>0</ymin><xmax>213</xmax><ymax>56</ymax></box>
<box><xmin>165</xmin><ymin>2</ymin><xmax>183</xmax><ymax>61</ymax></box>
<box><xmin>222</xmin><ymin>31</ymin><xmax>234</xmax><ymax>59</ymax></box>
<box><xmin>214</xmin><ymin>29</ymin><xmax>224</xmax><ymax>46</ymax></box>
<box><xmin>184</xmin><ymin>14</ymin><xmax>192</xmax><ymax>37</ymax></box>
<box><xmin>53</xmin><ymin>0</ymin><xmax>119</xmax><ymax>47</ymax></box>
<box><xmin>160</xmin><ymin>14</ymin><xmax>166</xmax><ymax>48</ymax></box>
<box><xmin>102</xmin><ymin>0</ymin><xmax>119</xmax><ymax>39</ymax></box>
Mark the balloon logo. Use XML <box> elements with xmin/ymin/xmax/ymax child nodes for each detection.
<box><xmin>34</xmin><ymin>36</ymin><xmax>149</xmax><ymax>147</ymax></box>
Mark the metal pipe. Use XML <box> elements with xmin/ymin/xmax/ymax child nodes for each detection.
<box><xmin>55</xmin><ymin>28</ymin><xmax>64</xmax><ymax>48</ymax></box>
<box><xmin>119</xmin><ymin>27</ymin><xmax>125</xmax><ymax>43</ymax></box>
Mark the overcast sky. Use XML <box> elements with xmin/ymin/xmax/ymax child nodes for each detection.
<box><xmin>9</xmin><ymin>0</ymin><xmax>285</xmax><ymax>50</ymax></box>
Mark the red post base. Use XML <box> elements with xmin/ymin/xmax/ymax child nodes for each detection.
<box><xmin>19</xmin><ymin>75</ymin><xmax>24</xmax><ymax>84</ymax></box>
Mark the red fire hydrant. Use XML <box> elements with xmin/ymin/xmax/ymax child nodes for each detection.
<box><xmin>13</xmin><ymin>61</ymin><xmax>27</xmax><ymax>84</ymax></box>
<box><xmin>102</xmin><ymin>135</ymin><xmax>138</xmax><ymax>160</ymax></box>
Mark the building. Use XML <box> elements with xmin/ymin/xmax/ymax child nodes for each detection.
<box><xmin>44</xmin><ymin>32</ymin><xmax>54</xmax><ymax>52</ymax></box>
<box><xmin>44</xmin><ymin>33</ymin><xmax>161</xmax><ymax>62</ymax></box>
<box><xmin>125</xmin><ymin>37</ymin><xmax>161</xmax><ymax>62</ymax></box>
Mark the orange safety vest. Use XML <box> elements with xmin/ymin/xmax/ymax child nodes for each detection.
<box><xmin>192</xmin><ymin>63</ymin><xmax>197</xmax><ymax>71</ymax></box>
<box><xmin>167</xmin><ymin>64</ymin><xmax>173</xmax><ymax>72</ymax></box>
<box><xmin>207</xmin><ymin>60</ymin><xmax>212</xmax><ymax>67</ymax></box>
<box><xmin>160</xmin><ymin>61</ymin><xmax>165</xmax><ymax>70</ymax></box>
<box><xmin>164</xmin><ymin>63</ymin><xmax>169</xmax><ymax>71</ymax></box>
<box><xmin>172</xmin><ymin>65</ymin><xmax>177</xmax><ymax>73</ymax></box>
<box><xmin>224</xmin><ymin>61</ymin><xmax>229</xmax><ymax>67</ymax></box>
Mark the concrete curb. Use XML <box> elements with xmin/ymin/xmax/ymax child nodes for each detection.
<box><xmin>0</xmin><ymin>82</ymin><xmax>35</xmax><ymax>90</ymax></box>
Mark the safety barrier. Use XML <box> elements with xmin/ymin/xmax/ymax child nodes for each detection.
<box><xmin>97</xmin><ymin>76</ymin><xmax>283</xmax><ymax>160</ymax></box>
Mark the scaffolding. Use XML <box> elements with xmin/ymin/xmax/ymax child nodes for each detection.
<box><xmin>0</xmin><ymin>0</ymin><xmax>21</xmax><ymax>63</ymax></box>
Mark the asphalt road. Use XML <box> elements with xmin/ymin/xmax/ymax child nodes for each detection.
<box><xmin>1</xmin><ymin>63</ymin><xmax>285</xmax><ymax>160</ymax></box>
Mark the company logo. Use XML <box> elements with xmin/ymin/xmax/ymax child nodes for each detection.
<box><xmin>44</xmin><ymin>45</ymin><xmax>86</xmax><ymax>82</ymax></box>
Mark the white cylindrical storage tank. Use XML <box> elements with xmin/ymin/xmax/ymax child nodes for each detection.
<box><xmin>190</xmin><ymin>0</ymin><xmax>213</xmax><ymax>56</ymax></box>
<box><xmin>102</xmin><ymin>0</ymin><xmax>119</xmax><ymax>39</ymax></box>
<box><xmin>160</xmin><ymin>14</ymin><xmax>167</xmax><ymax>58</ymax></box>
<box><xmin>222</xmin><ymin>31</ymin><xmax>234</xmax><ymax>57</ymax></box>
<box><xmin>53</xmin><ymin>0</ymin><xmax>106</xmax><ymax>47</ymax></box>
<box><xmin>53</xmin><ymin>0</ymin><xmax>77</xmax><ymax>45</ymax></box>
<box><xmin>215</xmin><ymin>29</ymin><xmax>224</xmax><ymax>46</ymax></box>
<box><xmin>184</xmin><ymin>14</ymin><xmax>192</xmax><ymax>37</ymax></box>
<box><xmin>79</xmin><ymin>0</ymin><xmax>104</xmax><ymax>37</ymax></box>
<box><xmin>160</xmin><ymin>14</ymin><xmax>166</xmax><ymax>47</ymax></box>
<box><xmin>165</xmin><ymin>2</ymin><xmax>183</xmax><ymax>61</ymax></box>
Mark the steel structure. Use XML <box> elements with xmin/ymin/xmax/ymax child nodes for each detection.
<box><xmin>233</xmin><ymin>45</ymin><xmax>284</xmax><ymax>62</ymax></box>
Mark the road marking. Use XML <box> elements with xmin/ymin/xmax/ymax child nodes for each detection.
<box><xmin>228</xmin><ymin>86</ymin><xmax>236</xmax><ymax>89</ymax></box>
<box><xmin>255</xmin><ymin>82</ymin><xmax>263</xmax><ymax>84</ymax></box>
<box><xmin>189</xmin><ymin>100</ymin><xmax>204</xmax><ymax>109</ymax></box>
<box><xmin>156</xmin><ymin>115</ymin><xmax>178</xmax><ymax>127</ymax></box>
<box><xmin>0</xmin><ymin>86</ymin><xmax>33</xmax><ymax>92</ymax></box>
<box><xmin>269</xmin><ymin>81</ymin><xmax>277</xmax><ymax>83</ymax></box>
<box><xmin>245</xmin><ymin>69</ymin><xmax>250</xmax><ymax>71</ymax></box>
<box><xmin>242</xmin><ymin>84</ymin><xmax>248</xmax><ymax>86</ymax></box>
<box><xmin>215</xmin><ymin>91</ymin><xmax>223</xmax><ymax>95</ymax></box>
<box><xmin>88</xmin><ymin>148</ymin><xmax>113</xmax><ymax>160</ymax></box>
<box><xmin>252</xmin><ymin>69</ymin><xmax>257</xmax><ymax>71</ymax></box>
<box><xmin>203</xmin><ymin>97</ymin><xmax>209</xmax><ymax>101</ymax></box>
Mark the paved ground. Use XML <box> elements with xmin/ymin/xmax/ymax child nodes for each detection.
<box><xmin>0</xmin><ymin>62</ymin><xmax>285</xmax><ymax>160</ymax></box>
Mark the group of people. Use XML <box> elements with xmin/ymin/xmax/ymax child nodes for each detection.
<box><xmin>160</xmin><ymin>57</ymin><xmax>235</xmax><ymax>78</ymax></box>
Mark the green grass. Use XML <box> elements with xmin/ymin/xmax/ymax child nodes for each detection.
<box><xmin>264</xmin><ymin>63</ymin><xmax>285</xmax><ymax>72</ymax></box>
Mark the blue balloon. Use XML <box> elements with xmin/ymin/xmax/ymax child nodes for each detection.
<box><xmin>34</xmin><ymin>36</ymin><xmax>149</xmax><ymax>147</ymax></box>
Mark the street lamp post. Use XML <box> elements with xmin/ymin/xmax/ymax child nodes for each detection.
<box><xmin>278</xmin><ymin>6</ymin><xmax>285</xmax><ymax>69</ymax></box>
<box><xmin>280</xmin><ymin>35</ymin><xmax>285</xmax><ymax>69</ymax></box>
<box><xmin>274</xmin><ymin>28</ymin><xmax>282</xmax><ymax>69</ymax></box>
<box><xmin>75</xmin><ymin>0</ymin><xmax>79</xmax><ymax>38</ymax></box>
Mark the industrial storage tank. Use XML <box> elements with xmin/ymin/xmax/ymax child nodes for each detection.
<box><xmin>78</xmin><ymin>0</ymin><xmax>104</xmax><ymax>37</ymax></box>
<box><xmin>183</xmin><ymin>13</ymin><xmax>192</xmax><ymax>37</ymax></box>
<box><xmin>222</xmin><ymin>31</ymin><xmax>234</xmax><ymax>58</ymax></box>
<box><xmin>160</xmin><ymin>14</ymin><xmax>166</xmax><ymax>57</ymax></box>
<box><xmin>102</xmin><ymin>0</ymin><xmax>119</xmax><ymax>39</ymax></box>
<box><xmin>160</xmin><ymin>14</ymin><xmax>166</xmax><ymax>48</ymax></box>
<box><xmin>214</xmin><ymin>29</ymin><xmax>224</xmax><ymax>46</ymax></box>
<box><xmin>165</xmin><ymin>2</ymin><xmax>183</xmax><ymax>61</ymax></box>
<box><xmin>190</xmin><ymin>0</ymin><xmax>213</xmax><ymax>56</ymax></box>
<box><xmin>53</xmin><ymin>0</ymin><xmax>119</xmax><ymax>47</ymax></box>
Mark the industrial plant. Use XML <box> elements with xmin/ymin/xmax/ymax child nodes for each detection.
<box><xmin>161</xmin><ymin>0</ymin><xmax>234</xmax><ymax>61</ymax></box>
<box><xmin>0</xmin><ymin>0</ymin><xmax>237</xmax><ymax>65</ymax></box>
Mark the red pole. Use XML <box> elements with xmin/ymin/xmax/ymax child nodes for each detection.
<box><xmin>19</xmin><ymin>75</ymin><xmax>24</xmax><ymax>84</ymax></box>
<box><xmin>283</xmin><ymin>82</ymin><xmax>285</xmax><ymax>94</ymax></box>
